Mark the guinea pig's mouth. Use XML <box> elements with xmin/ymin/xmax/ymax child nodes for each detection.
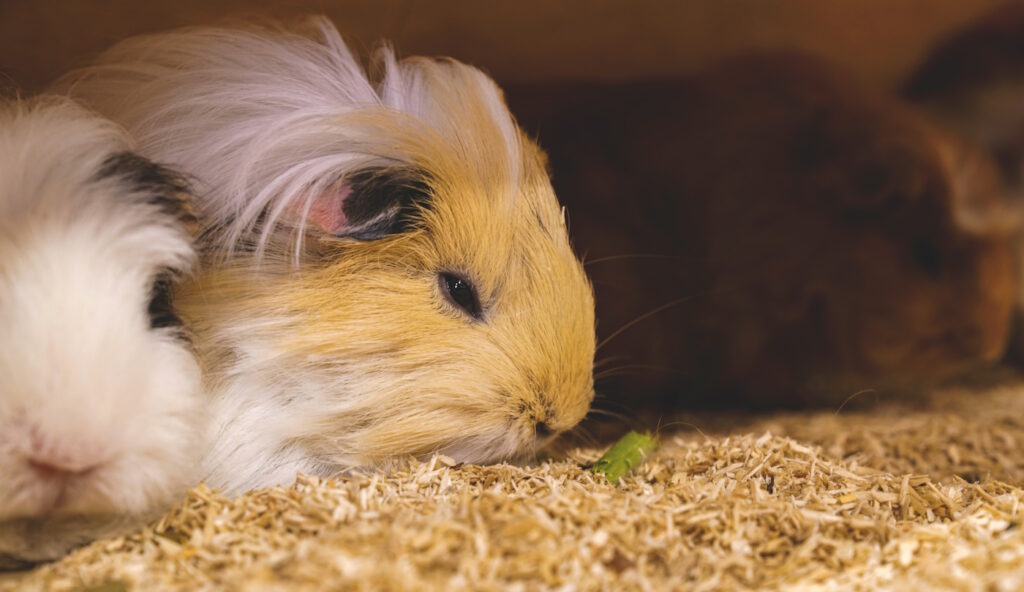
<box><xmin>436</xmin><ymin>422</ymin><xmax>566</xmax><ymax>467</ymax></box>
<box><xmin>9</xmin><ymin>460</ymin><xmax>117</xmax><ymax>520</ymax></box>
<box><xmin>14</xmin><ymin>476</ymin><xmax>79</xmax><ymax>518</ymax></box>
<box><xmin>435</xmin><ymin>427</ymin><xmax>542</xmax><ymax>466</ymax></box>
<box><xmin>306</xmin><ymin>416</ymin><xmax>566</xmax><ymax>469</ymax></box>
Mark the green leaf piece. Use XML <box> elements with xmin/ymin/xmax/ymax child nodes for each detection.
<box><xmin>591</xmin><ymin>430</ymin><xmax>660</xmax><ymax>483</ymax></box>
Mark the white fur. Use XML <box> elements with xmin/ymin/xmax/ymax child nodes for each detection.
<box><xmin>0</xmin><ymin>98</ymin><xmax>202</xmax><ymax>563</ymax></box>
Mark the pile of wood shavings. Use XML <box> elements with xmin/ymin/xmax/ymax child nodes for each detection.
<box><xmin>743</xmin><ymin>385</ymin><xmax>1024</xmax><ymax>484</ymax></box>
<box><xmin>5</xmin><ymin>386</ymin><xmax>1024</xmax><ymax>590</ymax></box>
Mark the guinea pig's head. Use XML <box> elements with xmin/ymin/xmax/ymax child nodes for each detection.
<box><xmin>0</xmin><ymin>99</ymin><xmax>201</xmax><ymax>564</ymax></box>
<box><xmin>653</xmin><ymin>54</ymin><xmax>1021</xmax><ymax>399</ymax></box>
<box><xmin>504</xmin><ymin>55</ymin><xmax>1018</xmax><ymax>404</ymax></box>
<box><xmin>903</xmin><ymin>3</ymin><xmax>1024</xmax><ymax>359</ymax></box>
<box><xmin>806</xmin><ymin>130</ymin><xmax>1015</xmax><ymax>385</ymax></box>
<box><xmin>767</xmin><ymin>61</ymin><xmax>1020</xmax><ymax>386</ymax></box>
<box><xmin>286</xmin><ymin>151</ymin><xmax>595</xmax><ymax>465</ymax></box>
<box><xmin>170</xmin><ymin>44</ymin><xmax>596</xmax><ymax>470</ymax></box>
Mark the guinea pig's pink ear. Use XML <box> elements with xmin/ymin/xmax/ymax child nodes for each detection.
<box><xmin>304</xmin><ymin>169</ymin><xmax>431</xmax><ymax>240</ymax></box>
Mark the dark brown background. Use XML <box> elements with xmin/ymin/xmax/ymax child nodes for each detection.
<box><xmin>0</xmin><ymin>0</ymin><xmax>1007</xmax><ymax>92</ymax></box>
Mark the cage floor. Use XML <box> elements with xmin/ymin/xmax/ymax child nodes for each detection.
<box><xmin>4</xmin><ymin>382</ymin><xmax>1024</xmax><ymax>591</ymax></box>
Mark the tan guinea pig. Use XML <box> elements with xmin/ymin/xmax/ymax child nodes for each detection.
<box><xmin>62</xmin><ymin>17</ymin><xmax>596</xmax><ymax>495</ymax></box>
<box><xmin>507</xmin><ymin>51</ymin><xmax>1019</xmax><ymax>409</ymax></box>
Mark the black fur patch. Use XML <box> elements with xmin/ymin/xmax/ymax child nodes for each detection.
<box><xmin>95</xmin><ymin>152</ymin><xmax>198</xmax><ymax>233</ymax></box>
<box><xmin>147</xmin><ymin>272</ymin><xmax>181</xmax><ymax>330</ymax></box>
<box><xmin>339</xmin><ymin>169</ymin><xmax>432</xmax><ymax>240</ymax></box>
<box><xmin>95</xmin><ymin>152</ymin><xmax>195</xmax><ymax>333</ymax></box>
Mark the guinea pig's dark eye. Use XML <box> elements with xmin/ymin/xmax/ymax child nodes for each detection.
<box><xmin>440</xmin><ymin>272</ymin><xmax>481</xmax><ymax>319</ymax></box>
<box><xmin>911</xmin><ymin>240</ymin><xmax>943</xmax><ymax>279</ymax></box>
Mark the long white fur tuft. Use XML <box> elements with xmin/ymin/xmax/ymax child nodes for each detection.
<box><xmin>62</xmin><ymin>17</ymin><xmax>523</xmax><ymax>260</ymax></box>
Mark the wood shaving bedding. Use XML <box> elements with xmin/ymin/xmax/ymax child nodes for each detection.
<box><xmin>4</xmin><ymin>383</ymin><xmax>1024</xmax><ymax>591</ymax></box>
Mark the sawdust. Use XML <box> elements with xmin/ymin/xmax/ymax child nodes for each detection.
<box><xmin>4</xmin><ymin>383</ymin><xmax>1024</xmax><ymax>591</ymax></box>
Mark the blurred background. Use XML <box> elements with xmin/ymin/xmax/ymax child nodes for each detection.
<box><xmin>0</xmin><ymin>0</ymin><xmax>1008</xmax><ymax>92</ymax></box>
<box><xmin>3</xmin><ymin>1</ymin><xmax>1023</xmax><ymax>414</ymax></box>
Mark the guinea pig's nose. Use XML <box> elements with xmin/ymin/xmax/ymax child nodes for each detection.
<box><xmin>535</xmin><ymin>421</ymin><xmax>556</xmax><ymax>439</ymax></box>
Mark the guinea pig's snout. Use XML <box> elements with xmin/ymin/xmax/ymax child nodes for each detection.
<box><xmin>534</xmin><ymin>421</ymin><xmax>555</xmax><ymax>439</ymax></box>
<box><xmin>2</xmin><ymin>430</ymin><xmax>116</xmax><ymax>518</ymax></box>
<box><xmin>24</xmin><ymin>428</ymin><xmax>111</xmax><ymax>485</ymax></box>
<box><xmin>518</xmin><ymin>405</ymin><xmax>562</xmax><ymax>444</ymax></box>
<box><xmin>26</xmin><ymin>455</ymin><xmax>102</xmax><ymax>482</ymax></box>
<box><xmin>521</xmin><ymin>397</ymin><xmax>587</xmax><ymax>444</ymax></box>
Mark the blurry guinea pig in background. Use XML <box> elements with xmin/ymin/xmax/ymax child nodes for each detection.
<box><xmin>62</xmin><ymin>17</ymin><xmax>596</xmax><ymax>495</ymax></box>
<box><xmin>902</xmin><ymin>0</ymin><xmax>1024</xmax><ymax>362</ymax></box>
<box><xmin>0</xmin><ymin>97</ymin><xmax>202</xmax><ymax>565</ymax></box>
<box><xmin>507</xmin><ymin>51</ymin><xmax>1019</xmax><ymax>409</ymax></box>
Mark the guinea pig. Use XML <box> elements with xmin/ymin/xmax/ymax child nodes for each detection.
<box><xmin>0</xmin><ymin>97</ymin><xmax>202</xmax><ymax>565</ymax></box>
<box><xmin>903</xmin><ymin>2</ymin><xmax>1024</xmax><ymax>362</ymax></box>
<box><xmin>61</xmin><ymin>18</ymin><xmax>596</xmax><ymax>495</ymax></box>
<box><xmin>506</xmin><ymin>51</ymin><xmax>1018</xmax><ymax>409</ymax></box>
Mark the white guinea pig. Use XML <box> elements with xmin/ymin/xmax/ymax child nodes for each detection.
<box><xmin>0</xmin><ymin>98</ymin><xmax>202</xmax><ymax>565</ymax></box>
<box><xmin>63</xmin><ymin>18</ymin><xmax>596</xmax><ymax>495</ymax></box>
